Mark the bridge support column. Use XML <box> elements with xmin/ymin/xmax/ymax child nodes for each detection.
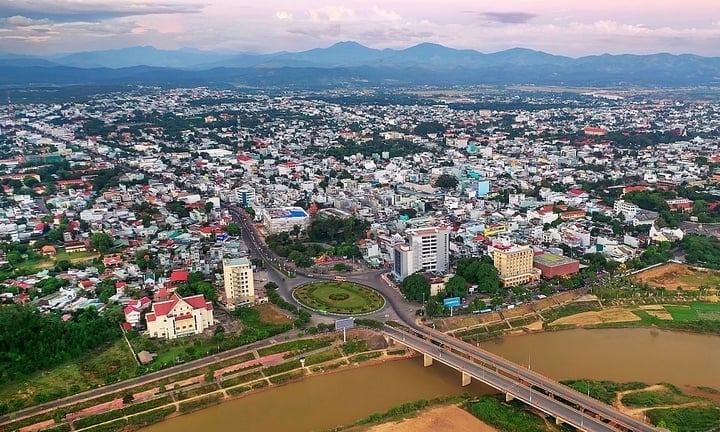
<box><xmin>555</xmin><ymin>417</ymin><xmax>563</xmax><ymax>426</ymax></box>
<box><xmin>461</xmin><ymin>372</ymin><xmax>471</xmax><ymax>387</ymax></box>
<box><xmin>384</xmin><ymin>335</ymin><xmax>394</xmax><ymax>346</ymax></box>
<box><xmin>423</xmin><ymin>354</ymin><xmax>433</xmax><ymax>367</ymax></box>
<box><xmin>505</xmin><ymin>393</ymin><xmax>514</xmax><ymax>402</ymax></box>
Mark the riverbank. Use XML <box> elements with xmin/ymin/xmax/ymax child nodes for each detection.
<box><xmin>351</xmin><ymin>405</ymin><xmax>497</xmax><ymax>432</ymax></box>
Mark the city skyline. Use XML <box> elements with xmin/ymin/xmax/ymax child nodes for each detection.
<box><xmin>1</xmin><ymin>0</ymin><xmax>720</xmax><ymax>56</ymax></box>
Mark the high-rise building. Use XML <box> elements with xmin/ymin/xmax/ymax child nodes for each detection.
<box><xmin>393</xmin><ymin>243</ymin><xmax>413</xmax><ymax>280</ymax></box>
<box><xmin>223</xmin><ymin>257</ymin><xmax>255</xmax><ymax>309</ymax></box>
<box><xmin>492</xmin><ymin>244</ymin><xmax>540</xmax><ymax>287</ymax></box>
<box><xmin>407</xmin><ymin>226</ymin><xmax>451</xmax><ymax>274</ymax></box>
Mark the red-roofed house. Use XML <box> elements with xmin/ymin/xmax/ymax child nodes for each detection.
<box><xmin>145</xmin><ymin>293</ymin><xmax>213</xmax><ymax>339</ymax></box>
<box><xmin>169</xmin><ymin>270</ymin><xmax>189</xmax><ymax>285</ymax></box>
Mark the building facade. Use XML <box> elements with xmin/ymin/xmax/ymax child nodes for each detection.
<box><xmin>492</xmin><ymin>244</ymin><xmax>541</xmax><ymax>287</ymax></box>
<box><xmin>408</xmin><ymin>226</ymin><xmax>451</xmax><ymax>273</ymax></box>
<box><xmin>261</xmin><ymin>207</ymin><xmax>310</xmax><ymax>234</ymax></box>
<box><xmin>145</xmin><ymin>293</ymin><xmax>214</xmax><ymax>340</ymax></box>
<box><xmin>223</xmin><ymin>257</ymin><xmax>255</xmax><ymax>309</ymax></box>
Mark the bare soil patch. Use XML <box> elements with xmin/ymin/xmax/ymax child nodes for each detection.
<box><xmin>644</xmin><ymin>310</ymin><xmax>673</xmax><ymax>320</ymax></box>
<box><xmin>634</xmin><ymin>262</ymin><xmax>720</xmax><ymax>291</ymax></box>
<box><xmin>523</xmin><ymin>320</ymin><xmax>544</xmax><ymax>331</ymax></box>
<box><xmin>348</xmin><ymin>329</ymin><xmax>388</xmax><ymax>350</ymax></box>
<box><xmin>550</xmin><ymin>308</ymin><xmax>641</xmax><ymax>327</ymax></box>
<box><xmin>255</xmin><ymin>303</ymin><xmax>293</xmax><ymax>325</ymax></box>
<box><xmin>355</xmin><ymin>405</ymin><xmax>497</xmax><ymax>432</ymax></box>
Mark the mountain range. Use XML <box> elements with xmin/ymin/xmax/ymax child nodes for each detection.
<box><xmin>1</xmin><ymin>41</ymin><xmax>719</xmax><ymax>87</ymax></box>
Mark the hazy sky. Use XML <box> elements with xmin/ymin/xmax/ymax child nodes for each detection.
<box><xmin>1</xmin><ymin>0</ymin><xmax>720</xmax><ymax>56</ymax></box>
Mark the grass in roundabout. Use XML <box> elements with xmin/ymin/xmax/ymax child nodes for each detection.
<box><xmin>294</xmin><ymin>282</ymin><xmax>385</xmax><ymax>315</ymax></box>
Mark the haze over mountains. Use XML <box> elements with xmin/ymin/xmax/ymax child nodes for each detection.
<box><xmin>1</xmin><ymin>41</ymin><xmax>719</xmax><ymax>87</ymax></box>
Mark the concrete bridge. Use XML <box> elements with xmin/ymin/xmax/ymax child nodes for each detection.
<box><xmin>383</xmin><ymin>325</ymin><xmax>662</xmax><ymax>432</ymax></box>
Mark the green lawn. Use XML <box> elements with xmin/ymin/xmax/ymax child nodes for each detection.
<box><xmin>294</xmin><ymin>282</ymin><xmax>384</xmax><ymax>315</ymax></box>
<box><xmin>691</xmin><ymin>302</ymin><xmax>720</xmax><ymax>320</ymax></box>
<box><xmin>55</xmin><ymin>250</ymin><xmax>99</xmax><ymax>262</ymax></box>
<box><xmin>664</xmin><ymin>305</ymin><xmax>699</xmax><ymax>321</ymax></box>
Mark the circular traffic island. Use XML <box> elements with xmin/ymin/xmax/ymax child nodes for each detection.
<box><xmin>293</xmin><ymin>281</ymin><xmax>385</xmax><ymax>315</ymax></box>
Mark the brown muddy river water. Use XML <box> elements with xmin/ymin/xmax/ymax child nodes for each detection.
<box><xmin>141</xmin><ymin>328</ymin><xmax>720</xmax><ymax>432</ymax></box>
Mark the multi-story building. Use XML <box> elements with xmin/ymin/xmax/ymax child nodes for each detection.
<box><xmin>492</xmin><ymin>244</ymin><xmax>541</xmax><ymax>287</ymax></box>
<box><xmin>261</xmin><ymin>207</ymin><xmax>310</xmax><ymax>234</ymax></box>
<box><xmin>393</xmin><ymin>243</ymin><xmax>413</xmax><ymax>280</ymax></box>
<box><xmin>145</xmin><ymin>293</ymin><xmax>214</xmax><ymax>340</ymax></box>
<box><xmin>408</xmin><ymin>226</ymin><xmax>451</xmax><ymax>274</ymax></box>
<box><xmin>223</xmin><ymin>257</ymin><xmax>255</xmax><ymax>309</ymax></box>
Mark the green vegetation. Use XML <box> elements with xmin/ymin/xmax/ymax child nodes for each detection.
<box><xmin>71</xmin><ymin>409</ymin><xmax>125</xmax><ymax>429</ymax></box>
<box><xmin>0</xmin><ymin>304</ymin><xmax>123</xmax><ymax>385</ymax></box>
<box><xmin>0</xmin><ymin>316</ymin><xmax>131</xmax><ymax>414</ymax></box>
<box><xmin>264</xmin><ymin>359</ymin><xmax>302</xmax><ymax>376</ymax></box>
<box><xmin>265</xmin><ymin>282</ymin><xmax>312</xmax><ymax>327</ymax></box>
<box><xmin>294</xmin><ymin>282</ymin><xmax>384</xmax><ymax>314</ymax></box>
<box><xmin>81</xmin><ymin>418</ymin><xmax>128</xmax><ymax>432</ymax></box>
<box><xmin>691</xmin><ymin>302</ymin><xmax>720</xmax><ymax>320</ymax></box>
<box><xmin>220</xmin><ymin>371</ymin><xmax>264</xmax><ymax>389</ymax></box>
<box><xmin>399</xmin><ymin>273</ymin><xmax>430</xmax><ymax>303</ymax></box>
<box><xmin>646</xmin><ymin>407</ymin><xmax>720</xmax><ymax>432</ymax></box>
<box><xmin>621</xmin><ymin>387</ymin><xmax>699</xmax><ymax>408</ymax></box>
<box><xmin>387</xmin><ymin>349</ymin><xmax>406</xmax><ymax>356</ymax></box>
<box><xmin>178</xmin><ymin>394</ymin><xmax>223</xmax><ymax>413</ymax></box>
<box><xmin>269</xmin><ymin>370</ymin><xmax>304</xmax><ymax>384</ymax></box>
<box><xmin>681</xmin><ymin>234</ymin><xmax>720</xmax><ymax>268</ymax></box>
<box><xmin>456</xmin><ymin>256</ymin><xmax>501</xmax><ymax>295</ymax></box>
<box><xmin>561</xmin><ymin>380</ymin><xmax>648</xmax><ymax>405</ymax></box>
<box><xmin>304</xmin><ymin>348</ymin><xmax>342</xmax><ymax>366</ymax></box>
<box><xmin>122</xmin><ymin>394</ymin><xmax>174</xmax><ymax>415</ymax></box>
<box><xmin>174</xmin><ymin>271</ymin><xmax>218</xmax><ymax>303</ymax></box>
<box><xmin>354</xmin><ymin>318</ymin><xmax>384</xmax><ymax>329</ymax></box>
<box><xmin>664</xmin><ymin>305</ymin><xmax>699</xmax><ymax>322</ymax></box>
<box><xmin>40</xmin><ymin>423</ymin><xmax>72</xmax><ymax>432</ymax></box>
<box><xmin>340</xmin><ymin>339</ymin><xmax>369</xmax><ymax>355</ymax></box>
<box><xmin>349</xmin><ymin>352</ymin><xmax>382</xmax><ymax>363</ymax></box>
<box><xmin>176</xmin><ymin>382</ymin><xmax>220</xmax><ymax>400</ymax></box>
<box><xmin>465</xmin><ymin>396</ymin><xmax>547</xmax><ymax>432</ymax></box>
<box><xmin>257</xmin><ymin>337</ymin><xmax>334</xmax><ymax>357</ymax></box>
<box><xmin>126</xmin><ymin>406</ymin><xmax>177</xmax><ymax>427</ymax></box>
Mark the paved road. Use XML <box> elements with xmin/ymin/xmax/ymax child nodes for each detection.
<box><xmin>384</xmin><ymin>326</ymin><xmax>660</xmax><ymax>432</ymax></box>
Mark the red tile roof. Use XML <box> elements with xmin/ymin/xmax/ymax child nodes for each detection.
<box><xmin>170</xmin><ymin>270</ymin><xmax>189</xmax><ymax>283</ymax></box>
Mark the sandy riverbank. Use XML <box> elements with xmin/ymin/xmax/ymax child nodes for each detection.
<box><xmin>351</xmin><ymin>405</ymin><xmax>497</xmax><ymax>432</ymax></box>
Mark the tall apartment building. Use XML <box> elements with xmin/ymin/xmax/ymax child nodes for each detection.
<box><xmin>408</xmin><ymin>226</ymin><xmax>451</xmax><ymax>273</ymax></box>
<box><xmin>492</xmin><ymin>244</ymin><xmax>541</xmax><ymax>287</ymax></box>
<box><xmin>223</xmin><ymin>257</ymin><xmax>255</xmax><ymax>310</ymax></box>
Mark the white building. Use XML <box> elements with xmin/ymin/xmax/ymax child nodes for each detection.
<box><xmin>408</xmin><ymin>226</ymin><xmax>451</xmax><ymax>274</ymax></box>
<box><xmin>223</xmin><ymin>257</ymin><xmax>255</xmax><ymax>309</ymax></box>
<box><xmin>262</xmin><ymin>207</ymin><xmax>310</xmax><ymax>234</ymax></box>
<box><xmin>145</xmin><ymin>294</ymin><xmax>214</xmax><ymax>340</ymax></box>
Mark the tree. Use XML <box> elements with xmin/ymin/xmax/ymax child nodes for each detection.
<box><xmin>456</xmin><ymin>257</ymin><xmax>500</xmax><ymax>294</ymax></box>
<box><xmin>433</xmin><ymin>174</ymin><xmax>458</xmax><ymax>189</ymax></box>
<box><xmin>226</xmin><ymin>222</ymin><xmax>241</xmax><ymax>237</ymax></box>
<box><xmin>90</xmin><ymin>233</ymin><xmax>112</xmax><ymax>254</ymax></box>
<box><xmin>444</xmin><ymin>275</ymin><xmax>468</xmax><ymax>298</ymax></box>
<box><xmin>400</xmin><ymin>273</ymin><xmax>430</xmax><ymax>303</ymax></box>
<box><xmin>205</xmin><ymin>201</ymin><xmax>214</xmax><ymax>213</ymax></box>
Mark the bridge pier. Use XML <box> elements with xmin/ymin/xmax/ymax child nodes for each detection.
<box><xmin>505</xmin><ymin>393</ymin><xmax>514</xmax><ymax>402</ymax></box>
<box><xmin>555</xmin><ymin>417</ymin><xmax>563</xmax><ymax>426</ymax></box>
<box><xmin>423</xmin><ymin>353</ymin><xmax>433</xmax><ymax>367</ymax></box>
<box><xmin>461</xmin><ymin>372</ymin><xmax>471</xmax><ymax>386</ymax></box>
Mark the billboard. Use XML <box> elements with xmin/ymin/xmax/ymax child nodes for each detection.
<box><xmin>335</xmin><ymin>317</ymin><xmax>355</xmax><ymax>331</ymax></box>
<box><xmin>443</xmin><ymin>297</ymin><xmax>461</xmax><ymax>308</ymax></box>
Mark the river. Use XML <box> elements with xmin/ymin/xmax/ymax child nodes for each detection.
<box><xmin>141</xmin><ymin>328</ymin><xmax>720</xmax><ymax>432</ymax></box>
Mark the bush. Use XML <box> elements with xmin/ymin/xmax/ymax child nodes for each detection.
<box><xmin>466</xmin><ymin>396</ymin><xmax>546</xmax><ymax>432</ymax></box>
<box><xmin>178</xmin><ymin>394</ymin><xmax>223</xmax><ymax>413</ymax></box>
<box><xmin>220</xmin><ymin>371</ymin><xmax>264</xmax><ymax>389</ymax></box>
<box><xmin>269</xmin><ymin>371</ymin><xmax>303</xmax><ymax>385</ymax></box>
<box><xmin>39</xmin><ymin>424</ymin><xmax>72</xmax><ymax>432</ymax></box>
<box><xmin>122</xmin><ymin>394</ymin><xmax>173</xmax><ymax>415</ymax></box>
<box><xmin>80</xmin><ymin>418</ymin><xmax>128</xmax><ymax>432</ymax></box>
<box><xmin>355</xmin><ymin>318</ymin><xmax>384</xmax><ymax>329</ymax></box>
<box><xmin>264</xmin><ymin>359</ymin><xmax>301</xmax><ymax>376</ymax></box>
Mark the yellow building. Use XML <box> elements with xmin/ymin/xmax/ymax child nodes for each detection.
<box><xmin>492</xmin><ymin>245</ymin><xmax>541</xmax><ymax>287</ymax></box>
<box><xmin>223</xmin><ymin>257</ymin><xmax>255</xmax><ymax>309</ymax></box>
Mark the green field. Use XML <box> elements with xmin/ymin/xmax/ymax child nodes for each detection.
<box><xmin>664</xmin><ymin>305</ymin><xmax>699</xmax><ymax>321</ymax></box>
<box><xmin>294</xmin><ymin>282</ymin><xmax>384</xmax><ymax>315</ymax></box>
<box><xmin>691</xmin><ymin>302</ymin><xmax>720</xmax><ymax>320</ymax></box>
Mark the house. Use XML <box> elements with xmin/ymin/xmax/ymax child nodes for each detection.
<box><xmin>41</xmin><ymin>245</ymin><xmax>57</xmax><ymax>256</ymax></box>
<box><xmin>64</xmin><ymin>241</ymin><xmax>87</xmax><ymax>253</ymax></box>
<box><xmin>145</xmin><ymin>293</ymin><xmax>214</xmax><ymax>339</ymax></box>
<box><xmin>124</xmin><ymin>296</ymin><xmax>152</xmax><ymax>326</ymax></box>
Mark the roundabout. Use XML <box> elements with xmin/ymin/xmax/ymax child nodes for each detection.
<box><xmin>293</xmin><ymin>281</ymin><xmax>385</xmax><ymax>315</ymax></box>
